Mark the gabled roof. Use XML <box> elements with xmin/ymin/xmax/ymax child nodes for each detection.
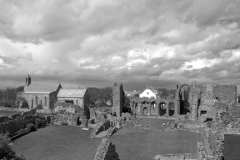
<box><xmin>57</xmin><ymin>88</ymin><xmax>87</xmax><ymax>98</ymax></box>
<box><xmin>140</xmin><ymin>88</ymin><xmax>157</xmax><ymax>95</ymax></box>
<box><xmin>24</xmin><ymin>83</ymin><xmax>61</xmax><ymax>93</ymax></box>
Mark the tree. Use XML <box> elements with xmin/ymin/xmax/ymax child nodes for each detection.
<box><xmin>0</xmin><ymin>86</ymin><xmax>24</xmax><ymax>107</ymax></box>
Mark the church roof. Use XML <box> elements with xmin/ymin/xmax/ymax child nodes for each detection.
<box><xmin>24</xmin><ymin>83</ymin><xmax>61</xmax><ymax>93</ymax></box>
<box><xmin>57</xmin><ymin>88</ymin><xmax>87</xmax><ymax>98</ymax></box>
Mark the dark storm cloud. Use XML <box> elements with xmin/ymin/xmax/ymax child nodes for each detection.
<box><xmin>0</xmin><ymin>0</ymin><xmax>240</xmax><ymax>91</ymax></box>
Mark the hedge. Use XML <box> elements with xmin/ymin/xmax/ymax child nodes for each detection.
<box><xmin>0</xmin><ymin>115</ymin><xmax>45</xmax><ymax>137</ymax></box>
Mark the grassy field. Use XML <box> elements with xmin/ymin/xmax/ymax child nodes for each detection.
<box><xmin>223</xmin><ymin>134</ymin><xmax>240</xmax><ymax>160</ymax></box>
<box><xmin>0</xmin><ymin>110</ymin><xmax>21</xmax><ymax>116</ymax></box>
<box><xmin>110</xmin><ymin>128</ymin><xmax>203</xmax><ymax>160</ymax></box>
<box><xmin>137</xmin><ymin>118</ymin><xmax>175</xmax><ymax>130</ymax></box>
<box><xmin>12</xmin><ymin>119</ymin><xmax>203</xmax><ymax>160</ymax></box>
<box><xmin>12</xmin><ymin>125</ymin><xmax>101</xmax><ymax>160</ymax></box>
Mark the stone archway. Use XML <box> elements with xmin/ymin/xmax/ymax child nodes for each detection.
<box><xmin>158</xmin><ymin>102</ymin><xmax>167</xmax><ymax>116</ymax></box>
<box><xmin>175</xmin><ymin>84</ymin><xmax>191</xmax><ymax>115</ymax></box>
<box><xmin>142</xmin><ymin>107</ymin><xmax>148</xmax><ymax>115</ymax></box>
<box><xmin>168</xmin><ymin>102</ymin><xmax>175</xmax><ymax>116</ymax></box>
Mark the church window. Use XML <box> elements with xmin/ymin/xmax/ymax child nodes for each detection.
<box><xmin>35</xmin><ymin>96</ymin><xmax>38</xmax><ymax>105</ymax></box>
<box><xmin>31</xmin><ymin>99</ymin><xmax>33</xmax><ymax>107</ymax></box>
<box><xmin>76</xmin><ymin>100</ymin><xmax>78</xmax><ymax>104</ymax></box>
<box><xmin>44</xmin><ymin>97</ymin><xmax>47</xmax><ymax>106</ymax></box>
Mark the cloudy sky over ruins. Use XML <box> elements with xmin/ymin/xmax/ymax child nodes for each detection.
<box><xmin>0</xmin><ymin>0</ymin><xmax>240</xmax><ymax>91</ymax></box>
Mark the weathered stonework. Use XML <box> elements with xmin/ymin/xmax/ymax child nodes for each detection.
<box><xmin>94</xmin><ymin>138</ymin><xmax>119</xmax><ymax>160</ymax></box>
<box><xmin>16</xmin><ymin>75</ymin><xmax>61</xmax><ymax>110</ymax></box>
<box><xmin>112</xmin><ymin>83</ymin><xmax>124</xmax><ymax>117</ymax></box>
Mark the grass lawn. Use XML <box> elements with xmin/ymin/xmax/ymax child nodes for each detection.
<box><xmin>12</xmin><ymin>125</ymin><xmax>101</xmax><ymax>160</ymax></box>
<box><xmin>110</xmin><ymin>128</ymin><xmax>203</xmax><ymax>160</ymax></box>
<box><xmin>12</xmin><ymin>119</ymin><xmax>203</xmax><ymax>160</ymax></box>
<box><xmin>0</xmin><ymin>110</ymin><xmax>21</xmax><ymax>116</ymax></box>
<box><xmin>137</xmin><ymin>118</ymin><xmax>175</xmax><ymax>130</ymax></box>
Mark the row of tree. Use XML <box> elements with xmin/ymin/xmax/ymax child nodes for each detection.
<box><xmin>88</xmin><ymin>87</ymin><xmax>113</xmax><ymax>107</ymax></box>
<box><xmin>0</xmin><ymin>86</ymin><xmax>24</xmax><ymax>107</ymax></box>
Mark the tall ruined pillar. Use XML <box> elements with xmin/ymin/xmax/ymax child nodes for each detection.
<box><xmin>166</xmin><ymin>104</ymin><xmax>169</xmax><ymax>116</ymax></box>
<box><xmin>112</xmin><ymin>83</ymin><xmax>124</xmax><ymax>117</ymax></box>
<box><xmin>175</xmin><ymin>83</ymin><xmax>181</xmax><ymax>116</ymax></box>
<box><xmin>156</xmin><ymin>102</ymin><xmax>160</xmax><ymax>116</ymax></box>
<box><xmin>140</xmin><ymin>103</ymin><xmax>143</xmax><ymax>115</ymax></box>
<box><xmin>148</xmin><ymin>103</ymin><xmax>151</xmax><ymax>116</ymax></box>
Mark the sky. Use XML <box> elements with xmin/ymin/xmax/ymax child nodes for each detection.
<box><xmin>0</xmin><ymin>0</ymin><xmax>240</xmax><ymax>92</ymax></box>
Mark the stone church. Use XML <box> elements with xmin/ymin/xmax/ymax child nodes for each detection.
<box><xmin>16</xmin><ymin>75</ymin><xmax>62</xmax><ymax>109</ymax></box>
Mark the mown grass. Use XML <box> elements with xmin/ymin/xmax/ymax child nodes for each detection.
<box><xmin>12</xmin><ymin>125</ymin><xmax>101</xmax><ymax>160</ymax></box>
<box><xmin>223</xmin><ymin>134</ymin><xmax>240</xmax><ymax>160</ymax></box>
<box><xmin>110</xmin><ymin>128</ymin><xmax>203</xmax><ymax>160</ymax></box>
<box><xmin>12</xmin><ymin>119</ymin><xmax>203</xmax><ymax>160</ymax></box>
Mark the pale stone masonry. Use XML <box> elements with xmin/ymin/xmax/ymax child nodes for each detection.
<box><xmin>16</xmin><ymin>75</ymin><xmax>61</xmax><ymax>109</ymax></box>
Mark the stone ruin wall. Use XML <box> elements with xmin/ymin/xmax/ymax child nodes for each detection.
<box><xmin>94</xmin><ymin>138</ymin><xmax>119</xmax><ymax>160</ymax></box>
<box><xmin>112</xmin><ymin>83</ymin><xmax>124</xmax><ymax>117</ymax></box>
<box><xmin>213</xmin><ymin>85</ymin><xmax>237</xmax><ymax>103</ymax></box>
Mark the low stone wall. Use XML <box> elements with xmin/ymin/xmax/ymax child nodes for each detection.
<box><xmin>0</xmin><ymin>107</ymin><xmax>31</xmax><ymax>112</ymax></box>
<box><xmin>197</xmin><ymin>142</ymin><xmax>215</xmax><ymax>160</ymax></box>
<box><xmin>36</xmin><ymin>109</ymin><xmax>52</xmax><ymax>114</ymax></box>
<box><xmin>91</xmin><ymin>120</ymin><xmax>111</xmax><ymax>137</ymax></box>
<box><xmin>9</xmin><ymin>113</ymin><xmax>21</xmax><ymax>119</ymax></box>
<box><xmin>154</xmin><ymin>153</ymin><xmax>196</xmax><ymax>160</ymax></box>
<box><xmin>52</xmin><ymin>113</ymin><xmax>80</xmax><ymax>126</ymax></box>
<box><xmin>22</xmin><ymin>109</ymin><xmax>36</xmax><ymax>116</ymax></box>
<box><xmin>106</xmin><ymin>127</ymin><xmax>117</xmax><ymax>137</ymax></box>
<box><xmin>94</xmin><ymin>138</ymin><xmax>119</xmax><ymax>160</ymax></box>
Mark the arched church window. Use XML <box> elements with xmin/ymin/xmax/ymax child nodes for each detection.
<box><xmin>35</xmin><ymin>96</ymin><xmax>38</xmax><ymax>105</ymax></box>
<box><xmin>44</xmin><ymin>97</ymin><xmax>47</xmax><ymax>106</ymax></box>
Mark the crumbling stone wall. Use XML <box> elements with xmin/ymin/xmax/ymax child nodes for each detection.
<box><xmin>94</xmin><ymin>138</ymin><xmax>119</xmax><ymax>160</ymax></box>
<box><xmin>154</xmin><ymin>153</ymin><xmax>196</xmax><ymax>160</ymax></box>
<box><xmin>91</xmin><ymin>120</ymin><xmax>111</xmax><ymax>137</ymax></box>
<box><xmin>213</xmin><ymin>85</ymin><xmax>237</xmax><ymax>103</ymax></box>
<box><xmin>112</xmin><ymin>83</ymin><xmax>124</xmax><ymax>117</ymax></box>
<box><xmin>52</xmin><ymin>103</ymin><xmax>84</xmax><ymax>125</ymax></box>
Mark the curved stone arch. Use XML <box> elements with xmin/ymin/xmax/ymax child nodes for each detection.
<box><xmin>176</xmin><ymin>84</ymin><xmax>191</xmax><ymax>100</ymax></box>
<box><xmin>175</xmin><ymin>84</ymin><xmax>191</xmax><ymax>115</ymax></box>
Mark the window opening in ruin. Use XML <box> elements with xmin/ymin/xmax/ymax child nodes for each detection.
<box><xmin>40</xmin><ymin>100</ymin><xmax>42</xmax><ymax>105</ymax></box>
<box><xmin>215</xmin><ymin>97</ymin><xmax>220</xmax><ymax>101</ymax></box>
<box><xmin>44</xmin><ymin>97</ymin><xmax>47</xmax><ymax>106</ymax></box>
<box><xmin>200</xmin><ymin>110</ymin><xmax>207</xmax><ymax>116</ymax></box>
<box><xmin>31</xmin><ymin>99</ymin><xmax>33</xmax><ymax>108</ymax></box>
<box><xmin>76</xmin><ymin>100</ymin><xmax>78</xmax><ymax>104</ymax></box>
<box><xmin>205</xmin><ymin>118</ymin><xmax>213</xmax><ymax>122</ymax></box>
<box><xmin>35</xmin><ymin>96</ymin><xmax>38</xmax><ymax>105</ymax></box>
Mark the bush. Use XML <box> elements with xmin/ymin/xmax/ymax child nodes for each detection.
<box><xmin>26</xmin><ymin>123</ymin><xmax>36</xmax><ymax>132</ymax></box>
<box><xmin>35</xmin><ymin>119</ymin><xmax>42</xmax><ymax>128</ymax></box>
<box><xmin>35</xmin><ymin>104</ymin><xmax>43</xmax><ymax>109</ymax></box>
<box><xmin>42</xmin><ymin>120</ymin><xmax>47</xmax><ymax>127</ymax></box>
<box><xmin>0</xmin><ymin>134</ymin><xmax>26</xmax><ymax>160</ymax></box>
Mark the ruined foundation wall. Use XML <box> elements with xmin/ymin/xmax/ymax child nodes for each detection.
<box><xmin>94</xmin><ymin>138</ymin><xmax>119</xmax><ymax>160</ymax></box>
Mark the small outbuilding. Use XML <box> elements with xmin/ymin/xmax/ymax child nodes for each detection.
<box><xmin>57</xmin><ymin>88</ymin><xmax>90</xmax><ymax>108</ymax></box>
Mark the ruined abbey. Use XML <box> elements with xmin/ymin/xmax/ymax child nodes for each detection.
<box><xmin>117</xmin><ymin>81</ymin><xmax>238</xmax><ymax>122</ymax></box>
